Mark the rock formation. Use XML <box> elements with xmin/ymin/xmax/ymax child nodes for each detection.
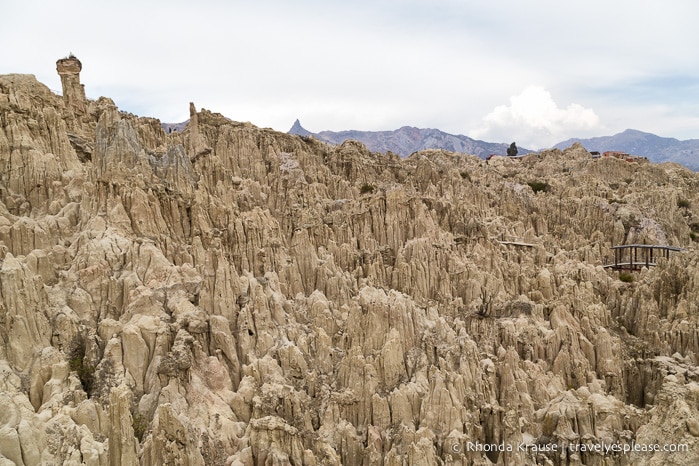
<box><xmin>56</xmin><ymin>55</ymin><xmax>86</xmax><ymax>115</ymax></box>
<box><xmin>0</xmin><ymin>59</ymin><xmax>698</xmax><ymax>465</ymax></box>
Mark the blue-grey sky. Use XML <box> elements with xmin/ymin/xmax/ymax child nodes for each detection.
<box><xmin>2</xmin><ymin>0</ymin><xmax>698</xmax><ymax>149</ymax></box>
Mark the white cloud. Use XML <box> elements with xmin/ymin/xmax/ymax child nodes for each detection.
<box><xmin>471</xmin><ymin>86</ymin><xmax>601</xmax><ymax>149</ymax></box>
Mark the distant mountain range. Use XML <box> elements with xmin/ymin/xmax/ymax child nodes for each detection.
<box><xmin>287</xmin><ymin>121</ymin><xmax>699</xmax><ymax>170</ymax></box>
<box><xmin>162</xmin><ymin>121</ymin><xmax>189</xmax><ymax>133</ymax></box>
<box><xmin>288</xmin><ymin>120</ymin><xmax>532</xmax><ymax>159</ymax></box>
<box><xmin>554</xmin><ymin>129</ymin><xmax>699</xmax><ymax>170</ymax></box>
<box><xmin>162</xmin><ymin>119</ymin><xmax>699</xmax><ymax>171</ymax></box>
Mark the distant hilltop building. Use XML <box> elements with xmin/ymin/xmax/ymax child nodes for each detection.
<box><xmin>603</xmin><ymin>151</ymin><xmax>630</xmax><ymax>159</ymax></box>
<box><xmin>603</xmin><ymin>151</ymin><xmax>649</xmax><ymax>163</ymax></box>
<box><xmin>56</xmin><ymin>54</ymin><xmax>86</xmax><ymax>113</ymax></box>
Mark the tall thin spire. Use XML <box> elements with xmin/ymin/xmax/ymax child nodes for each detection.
<box><xmin>56</xmin><ymin>55</ymin><xmax>86</xmax><ymax>113</ymax></box>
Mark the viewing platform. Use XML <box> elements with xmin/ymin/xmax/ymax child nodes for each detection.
<box><xmin>604</xmin><ymin>244</ymin><xmax>686</xmax><ymax>270</ymax></box>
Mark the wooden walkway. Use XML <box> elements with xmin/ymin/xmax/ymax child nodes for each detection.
<box><xmin>497</xmin><ymin>240</ymin><xmax>537</xmax><ymax>248</ymax></box>
<box><xmin>604</xmin><ymin>244</ymin><xmax>685</xmax><ymax>270</ymax></box>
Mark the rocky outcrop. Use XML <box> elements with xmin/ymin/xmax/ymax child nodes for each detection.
<box><xmin>1</xmin><ymin>68</ymin><xmax>699</xmax><ymax>465</ymax></box>
<box><xmin>56</xmin><ymin>56</ymin><xmax>86</xmax><ymax>115</ymax></box>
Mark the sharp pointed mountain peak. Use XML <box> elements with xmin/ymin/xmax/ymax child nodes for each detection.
<box><xmin>289</xmin><ymin>119</ymin><xmax>312</xmax><ymax>136</ymax></box>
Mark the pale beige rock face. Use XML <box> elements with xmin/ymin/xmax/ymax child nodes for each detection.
<box><xmin>1</xmin><ymin>70</ymin><xmax>699</xmax><ymax>465</ymax></box>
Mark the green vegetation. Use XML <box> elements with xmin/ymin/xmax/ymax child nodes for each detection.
<box><xmin>68</xmin><ymin>336</ymin><xmax>95</xmax><ymax>396</ymax></box>
<box><xmin>690</xmin><ymin>223</ymin><xmax>699</xmax><ymax>242</ymax></box>
<box><xmin>527</xmin><ymin>181</ymin><xmax>551</xmax><ymax>193</ymax></box>
<box><xmin>360</xmin><ymin>183</ymin><xmax>375</xmax><ymax>194</ymax></box>
<box><xmin>678</xmin><ymin>198</ymin><xmax>691</xmax><ymax>209</ymax></box>
<box><xmin>132</xmin><ymin>411</ymin><xmax>148</xmax><ymax>441</ymax></box>
<box><xmin>618</xmin><ymin>272</ymin><xmax>635</xmax><ymax>283</ymax></box>
<box><xmin>460</xmin><ymin>171</ymin><xmax>471</xmax><ymax>181</ymax></box>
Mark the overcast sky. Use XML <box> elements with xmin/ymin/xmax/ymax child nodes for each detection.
<box><xmin>3</xmin><ymin>0</ymin><xmax>698</xmax><ymax>149</ymax></box>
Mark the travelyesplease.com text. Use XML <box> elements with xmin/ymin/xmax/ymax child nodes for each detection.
<box><xmin>450</xmin><ymin>441</ymin><xmax>689</xmax><ymax>455</ymax></box>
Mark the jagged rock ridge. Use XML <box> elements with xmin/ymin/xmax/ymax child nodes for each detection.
<box><xmin>1</xmin><ymin>60</ymin><xmax>699</xmax><ymax>465</ymax></box>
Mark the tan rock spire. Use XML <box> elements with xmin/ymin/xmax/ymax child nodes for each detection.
<box><xmin>56</xmin><ymin>54</ymin><xmax>86</xmax><ymax>113</ymax></box>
